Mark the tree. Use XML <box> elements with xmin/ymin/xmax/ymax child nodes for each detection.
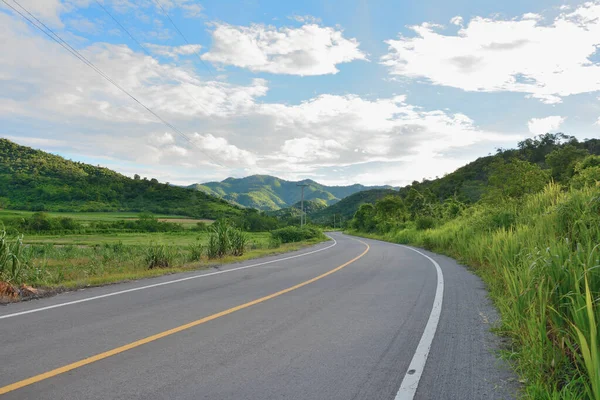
<box><xmin>571</xmin><ymin>155</ymin><xmax>600</xmax><ymax>189</ymax></box>
<box><xmin>374</xmin><ymin>195</ymin><xmax>406</xmax><ymax>222</ymax></box>
<box><xmin>545</xmin><ymin>145</ymin><xmax>589</xmax><ymax>183</ymax></box>
<box><xmin>405</xmin><ymin>188</ymin><xmax>436</xmax><ymax>218</ymax></box>
<box><xmin>485</xmin><ymin>158</ymin><xmax>550</xmax><ymax>200</ymax></box>
<box><xmin>134</xmin><ymin>174</ymin><xmax>140</xmax><ymax>180</ymax></box>
<box><xmin>517</xmin><ymin>133</ymin><xmax>576</xmax><ymax>164</ymax></box>
<box><xmin>352</xmin><ymin>203</ymin><xmax>376</xmax><ymax>232</ymax></box>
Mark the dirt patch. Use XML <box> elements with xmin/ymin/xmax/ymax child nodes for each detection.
<box><xmin>0</xmin><ymin>281</ymin><xmax>52</xmax><ymax>304</ymax></box>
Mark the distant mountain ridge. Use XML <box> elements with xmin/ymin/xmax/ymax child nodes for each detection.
<box><xmin>189</xmin><ymin>175</ymin><xmax>394</xmax><ymax>211</ymax></box>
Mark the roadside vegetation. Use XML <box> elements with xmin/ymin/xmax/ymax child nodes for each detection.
<box><xmin>0</xmin><ymin>207</ymin><xmax>326</xmax><ymax>299</ymax></box>
<box><xmin>347</xmin><ymin>134</ymin><xmax>600</xmax><ymax>399</ymax></box>
<box><xmin>0</xmin><ymin>223</ymin><xmax>325</xmax><ymax>296</ymax></box>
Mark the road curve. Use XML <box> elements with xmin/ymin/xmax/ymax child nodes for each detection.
<box><xmin>0</xmin><ymin>233</ymin><xmax>516</xmax><ymax>399</ymax></box>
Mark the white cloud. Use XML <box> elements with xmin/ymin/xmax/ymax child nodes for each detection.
<box><xmin>528</xmin><ymin>116</ymin><xmax>566</xmax><ymax>134</ymax></box>
<box><xmin>202</xmin><ymin>22</ymin><xmax>367</xmax><ymax>76</ymax></box>
<box><xmin>522</xmin><ymin>12</ymin><xmax>542</xmax><ymax>20</ymax></box>
<box><xmin>1</xmin><ymin>0</ymin><xmax>66</xmax><ymax>28</ymax></box>
<box><xmin>190</xmin><ymin>133</ymin><xmax>257</xmax><ymax>166</ymax></box>
<box><xmin>0</xmin><ymin>10</ymin><xmax>523</xmax><ymax>186</ymax></box>
<box><xmin>382</xmin><ymin>2</ymin><xmax>600</xmax><ymax>103</ymax></box>
<box><xmin>289</xmin><ymin>15</ymin><xmax>322</xmax><ymax>24</ymax></box>
<box><xmin>145</xmin><ymin>43</ymin><xmax>202</xmax><ymax>58</ymax></box>
<box><xmin>450</xmin><ymin>16</ymin><xmax>463</xmax><ymax>26</ymax></box>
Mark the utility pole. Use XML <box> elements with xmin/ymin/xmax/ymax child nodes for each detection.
<box><xmin>333</xmin><ymin>214</ymin><xmax>336</xmax><ymax>229</ymax></box>
<box><xmin>296</xmin><ymin>183</ymin><xmax>309</xmax><ymax>227</ymax></box>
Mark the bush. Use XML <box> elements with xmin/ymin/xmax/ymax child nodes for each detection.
<box><xmin>187</xmin><ymin>241</ymin><xmax>204</xmax><ymax>262</ymax></box>
<box><xmin>145</xmin><ymin>244</ymin><xmax>175</xmax><ymax>269</ymax></box>
<box><xmin>205</xmin><ymin>220</ymin><xmax>249</xmax><ymax>259</ymax></box>
<box><xmin>206</xmin><ymin>234</ymin><xmax>220</xmax><ymax>259</ymax></box>
<box><xmin>229</xmin><ymin>229</ymin><xmax>248</xmax><ymax>256</ymax></box>
<box><xmin>415</xmin><ymin>216</ymin><xmax>436</xmax><ymax>230</ymax></box>
<box><xmin>207</xmin><ymin>220</ymin><xmax>231</xmax><ymax>259</ymax></box>
<box><xmin>192</xmin><ymin>221</ymin><xmax>208</xmax><ymax>231</ymax></box>
<box><xmin>268</xmin><ymin>236</ymin><xmax>282</xmax><ymax>249</ymax></box>
<box><xmin>0</xmin><ymin>230</ymin><xmax>28</xmax><ymax>283</ymax></box>
<box><xmin>270</xmin><ymin>226</ymin><xmax>323</xmax><ymax>243</ymax></box>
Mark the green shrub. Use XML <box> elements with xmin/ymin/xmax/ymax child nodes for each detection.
<box><xmin>230</xmin><ymin>229</ymin><xmax>248</xmax><ymax>256</ymax></box>
<box><xmin>145</xmin><ymin>244</ymin><xmax>175</xmax><ymax>269</ymax></box>
<box><xmin>0</xmin><ymin>230</ymin><xmax>28</xmax><ymax>283</ymax></box>
<box><xmin>268</xmin><ymin>236</ymin><xmax>282</xmax><ymax>249</ymax></box>
<box><xmin>270</xmin><ymin>226</ymin><xmax>323</xmax><ymax>243</ymax></box>
<box><xmin>206</xmin><ymin>234</ymin><xmax>220</xmax><ymax>259</ymax></box>
<box><xmin>207</xmin><ymin>220</ymin><xmax>231</xmax><ymax>259</ymax></box>
<box><xmin>187</xmin><ymin>241</ymin><xmax>204</xmax><ymax>262</ymax></box>
<box><xmin>192</xmin><ymin>221</ymin><xmax>208</xmax><ymax>231</ymax></box>
<box><xmin>415</xmin><ymin>216</ymin><xmax>436</xmax><ymax>230</ymax></box>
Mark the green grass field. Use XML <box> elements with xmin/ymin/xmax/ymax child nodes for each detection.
<box><xmin>0</xmin><ymin>210</ymin><xmax>213</xmax><ymax>229</ymax></box>
<box><xmin>0</xmin><ymin>211</ymin><xmax>327</xmax><ymax>294</ymax></box>
<box><xmin>20</xmin><ymin>231</ymin><xmax>271</xmax><ymax>246</ymax></box>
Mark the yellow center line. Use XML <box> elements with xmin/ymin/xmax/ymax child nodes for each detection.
<box><xmin>0</xmin><ymin>240</ymin><xmax>370</xmax><ymax>395</ymax></box>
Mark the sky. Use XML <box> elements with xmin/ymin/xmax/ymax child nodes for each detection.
<box><xmin>1</xmin><ymin>0</ymin><xmax>599</xmax><ymax>187</ymax></box>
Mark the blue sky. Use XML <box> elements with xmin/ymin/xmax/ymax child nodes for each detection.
<box><xmin>1</xmin><ymin>0</ymin><xmax>599</xmax><ymax>186</ymax></box>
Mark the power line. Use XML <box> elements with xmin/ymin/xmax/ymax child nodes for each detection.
<box><xmin>153</xmin><ymin>0</ymin><xmax>216</xmax><ymax>78</ymax></box>
<box><xmin>3</xmin><ymin>0</ymin><xmax>224</xmax><ymax>167</ymax></box>
<box><xmin>91</xmin><ymin>0</ymin><xmax>213</xmax><ymax>118</ymax></box>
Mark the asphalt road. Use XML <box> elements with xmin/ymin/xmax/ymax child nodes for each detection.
<box><xmin>0</xmin><ymin>233</ymin><xmax>516</xmax><ymax>399</ymax></box>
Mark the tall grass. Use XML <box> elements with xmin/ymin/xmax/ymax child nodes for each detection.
<box><xmin>206</xmin><ymin>220</ymin><xmax>248</xmax><ymax>259</ymax></box>
<box><xmin>145</xmin><ymin>243</ymin><xmax>176</xmax><ymax>269</ymax></box>
<box><xmin>0</xmin><ymin>230</ymin><xmax>28</xmax><ymax>283</ymax></box>
<box><xmin>352</xmin><ymin>183</ymin><xmax>600</xmax><ymax>398</ymax></box>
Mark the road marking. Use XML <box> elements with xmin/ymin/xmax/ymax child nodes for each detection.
<box><xmin>393</xmin><ymin>244</ymin><xmax>444</xmax><ymax>400</ymax></box>
<box><xmin>0</xmin><ymin>239</ymin><xmax>369</xmax><ymax>395</ymax></box>
<box><xmin>0</xmin><ymin>237</ymin><xmax>338</xmax><ymax>320</ymax></box>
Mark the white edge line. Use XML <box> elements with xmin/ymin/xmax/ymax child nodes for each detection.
<box><xmin>393</xmin><ymin>243</ymin><xmax>444</xmax><ymax>400</ymax></box>
<box><xmin>0</xmin><ymin>236</ymin><xmax>338</xmax><ymax>320</ymax></box>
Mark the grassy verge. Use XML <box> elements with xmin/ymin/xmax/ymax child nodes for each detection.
<box><xmin>348</xmin><ymin>183</ymin><xmax>600</xmax><ymax>399</ymax></box>
<box><xmin>20</xmin><ymin>231</ymin><xmax>270</xmax><ymax>246</ymax></box>
<box><xmin>47</xmin><ymin>238</ymin><xmax>328</xmax><ymax>290</ymax></box>
<box><xmin>0</xmin><ymin>228</ymin><xmax>328</xmax><ymax>299</ymax></box>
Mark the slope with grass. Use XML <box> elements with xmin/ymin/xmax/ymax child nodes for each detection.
<box><xmin>0</xmin><ymin>139</ymin><xmax>241</xmax><ymax>219</ymax></box>
<box><xmin>189</xmin><ymin>175</ymin><xmax>393</xmax><ymax>210</ymax></box>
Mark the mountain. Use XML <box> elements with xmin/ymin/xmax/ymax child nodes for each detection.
<box><xmin>189</xmin><ymin>175</ymin><xmax>393</xmax><ymax>211</ymax></box>
<box><xmin>310</xmin><ymin>189</ymin><xmax>399</xmax><ymax>224</ymax></box>
<box><xmin>0</xmin><ymin>139</ymin><xmax>242</xmax><ymax>219</ymax></box>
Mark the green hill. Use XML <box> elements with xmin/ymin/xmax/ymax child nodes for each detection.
<box><xmin>0</xmin><ymin>138</ymin><xmax>242</xmax><ymax>219</ymax></box>
<box><xmin>396</xmin><ymin>134</ymin><xmax>600</xmax><ymax>203</ymax></box>
<box><xmin>189</xmin><ymin>175</ymin><xmax>393</xmax><ymax>210</ymax></box>
<box><xmin>265</xmin><ymin>199</ymin><xmax>328</xmax><ymax>220</ymax></box>
<box><xmin>310</xmin><ymin>189</ymin><xmax>399</xmax><ymax>224</ymax></box>
<box><xmin>313</xmin><ymin>133</ymin><xmax>600</xmax><ymax>225</ymax></box>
